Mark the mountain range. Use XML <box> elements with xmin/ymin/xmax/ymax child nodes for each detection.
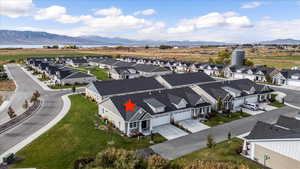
<box><xmin>0</xmin><ymin>30</ymin><xmax>230</xmax><ymax>46</ymax></box>
<box><xmin>0</xmin><ymin>30</ymin><xmax>299</xmax><ymax>46</ymax></box>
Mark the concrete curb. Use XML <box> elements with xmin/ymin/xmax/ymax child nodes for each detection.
<box><xmin>285</xmin><ymin>103</ymin><xmax>300</xmax><ymax>110</ymax></box>
<box><xmin>0</xmin><ymin>93</ymin><xmax>73</xmax><ymax>163</ymax></box>
<box><xmin>266</xmin><ymin>84</ymin><xmax>300</xmax><ymax>91</ymax></box>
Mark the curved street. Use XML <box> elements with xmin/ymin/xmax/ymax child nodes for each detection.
<box><xmin>0</xmin><ymin>64</ymin><xmax>75</xmax><ymax>156</ymax></box>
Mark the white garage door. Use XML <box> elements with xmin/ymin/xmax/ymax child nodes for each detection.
<box><xmin>287</xmin><ymin>80</ymin><xmax>300</xmax><ymax>87</ymax></box>
<box><xmin>173</xmin><ymin>111</ymin><xmax>191</xmax><ymax>122</ymax></box>
<box><xmin>152</xmin><ymin>114</ymin><xmax>170</xmax><ymax>127</ymax></box>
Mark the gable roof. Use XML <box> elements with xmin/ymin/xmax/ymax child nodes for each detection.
<box><xmin>108</xmin><ymin>87</ymin><xmax>210</xmax><ymax>121</ymax></box>
<box><xmin>63</xmin><ymin>71</ymin><xmax>94</xmax><ymax>79</ymax></box>
<box><xmin>198</xmin><ymin>79</ymin><xmax>272</xmax><ymax>100</ymax></box>
<box><xmin>246</xmin><ymin>116</ymin><xmax>300</xmax><ymax>140</ymax></box>
<box><xmin>90</xmin><ymin>77</ymin><xmax>165</xmax><ymax>96</ymax></box>
<box><xmin>159</xmin><ymin>72</ymin><xmax>216</xmax><ymax>87</ymax></box>
<box><xmin>133</xmin><ymin>64</ymin><xmax>170</xmax><ymax>73</ymax></box>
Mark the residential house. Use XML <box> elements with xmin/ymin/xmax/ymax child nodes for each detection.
<box><xmin>192</xmin><ymin>79</ymin><xmax>273</xmax><ymax>111</ymax></box>
<box><xmin>54</xmin><ymin>70</ymin><xmax>96</xmax><ymax>85</ymax></box>
<box><xmin>109</xmin><ymin>67</ymin><xmax>140</xmax><ymax>80</ymax></box>
<box><xmin>98</xmin><ymin>87</ymin><xmax>211</xmax><ymax>136</ymax></box>
<box><xmin>66</xmin><ymin>58</ymin><xmax>89</xmax><ymax>67</ymax></box>
<box><xmin>272</xmin><ymin>69</ymin><xmax>300</xmax><ymax>87</ymax></box>
<box><xmin>225</xmin><ymin>65</ymin><xmax>277</xmax><ymax>82</ymax></box>
<box><xmin>243</xmin><ymin>116</ymin><xmax>300</xmax><ymax>169</ymax></box>
<box><xmin>155</xmin><ymin>71</ymin><xmax>216</xmax><ymax>88</ymax></box>
<box><xmin>85</xmin><ymin>77</ymin><xmax>166</xmax><ymax>103</ymax></box>
<box><xmin>133</xmin><ymin>64</ymin><xmax>172</xmax><ymax>77</ymax></box>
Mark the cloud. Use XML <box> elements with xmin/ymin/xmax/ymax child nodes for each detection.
<box><xmin>94</xmin><ymin>7</ymin><xmax>122</xmax><ymax>16</ymax></box>
<box><xmin>0</xmin><ymin>0</ymin><xmax>33</xmax><ymax>18</ymax></box>
<box><xmin>167</xmin><ymin>12</ymin><xmax>252</xmax><ymax>33</ymax></box>
<box><xmin>34</xmin><ymin>5</ymin><xmax>90</xmax><ymax>24</ymax></box>
<box><xmin>241</xmin><ymin>2</ymin><xmax>262</xmax><ymax>9</ymax></box>
<box><xmin>138</xmin><ymin>21</ymin><xmax>165</xmax><ymax>34</ymax></box>
<box><xmin>134</xmin><ymin>9</ymin><xmax>156</xmax><ymax>16</ymax></box>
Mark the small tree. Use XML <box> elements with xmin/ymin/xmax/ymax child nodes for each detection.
<box><xmin>7</xmin><ymin>106</ymin><xmax>17</xmax><ymax>119</ymax></box>
<box><xmin>206</xmin><ymin>135</ymin><xmax>215</xmax><ymax>148</ymax></box>
<box><xmin>23</xmin><ymin>100</ymin><xmax>28</xmax><ymax>109</ymax></box>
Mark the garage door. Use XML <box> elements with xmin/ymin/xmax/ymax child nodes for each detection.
<box><xmin>173</xmin><ymin>111</ymin><xmax>191</xmax><ymax>122</ymax></box>
<box><xmin>287</xmin><ymin>80</ymin><xmax>300</xmax><ymax>87</ymax></box>
<box><xmin>152</xmin><ymin>114</ymin><xmax>170</xmax><ymax>127</ymax></box>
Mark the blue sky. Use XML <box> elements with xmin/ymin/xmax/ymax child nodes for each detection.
<box><xmin>1</xmin><ymin>0</ymin><xmax>300</xmax><ymax>42</ymax></box>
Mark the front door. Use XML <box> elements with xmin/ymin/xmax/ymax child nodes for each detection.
<box><xmin>141</xmin><ymin>120</ymin><xmax>147</xmax><ymax>129</ymax></box>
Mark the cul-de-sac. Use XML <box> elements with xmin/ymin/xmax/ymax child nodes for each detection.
<box><xmin>1</xmin><ymin>1</ymin><xmax>300</xmax><ymax>169</ymax></box>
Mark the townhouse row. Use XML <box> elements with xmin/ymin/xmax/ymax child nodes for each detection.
<box><xmin>85</xmin><ymin>72</ymin><xmax>273</xmax><ymax>136</ymax></box>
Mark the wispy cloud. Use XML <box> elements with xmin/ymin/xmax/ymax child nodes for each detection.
<box><xmin>134</xmin><ymin>9</ymin><xmax>156</xmax><ymax>16</ymax></box>
<box><xmin>241</xmin><ymin>1</ymin><xmax>262</xmax><ymax>9</ymax></box>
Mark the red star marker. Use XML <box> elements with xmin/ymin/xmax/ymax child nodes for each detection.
<box><xmin>123</xmin><ymin>99</ymin><xmax>136</xmax><ymax>112</ymax></box>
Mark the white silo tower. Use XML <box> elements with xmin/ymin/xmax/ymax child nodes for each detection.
<box><xmin>231</xmin><ymin>48</ymin><xmax>245</xmax><ymax>66</ymax></box>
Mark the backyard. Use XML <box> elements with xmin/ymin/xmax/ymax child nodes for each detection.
<box><xmin>174</xmin><ymin>138</ymin><xmax>262</xmax><ymax>169</ymax></box>
<box><xmin>13</xmin><ymin>94</ymin><xmax>165</xmax><ymax>169</ymax></box>
<box><xmin>72</xmin><ymin>66</ymin><xmax>110</xmax><ymax>80</ymax></box>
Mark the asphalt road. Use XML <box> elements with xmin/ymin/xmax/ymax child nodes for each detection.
<box><xmin>0</xmin><ymin>64</ymin><xmax>42</xmax><ymax>125</ymax></box>
<box><xmin>151</xmin><ymin>106</ymin><xmax>299</xmax><ymax>160</ymax></box>
<box><xmin>0</xmin><ymin>64</ymin><xmax>75</xmax><ymax>155</ymax></box>
<box><xmin>271</xmin><ymin>87</ymin><xmax>300</xmax><ymax>107</ymax></box>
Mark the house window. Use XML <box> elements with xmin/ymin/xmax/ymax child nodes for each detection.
<box><xmin>129</xmin><ymin>122</ymin><xmax>138</xmax><ymax>129</ymax></box>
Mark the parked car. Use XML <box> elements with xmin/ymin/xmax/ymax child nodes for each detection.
<box><xmin>242</xmin><ymin>103</ymin><xmax>259</xmax><ymax>111</ymax></box>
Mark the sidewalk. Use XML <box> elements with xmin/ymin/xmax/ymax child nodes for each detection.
<box><xmin>0</xmin><ymin>93</ymin><xmax>73</xmax><ymax>163</ymax></box>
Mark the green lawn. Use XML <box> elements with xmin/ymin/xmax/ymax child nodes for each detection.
<box><xmin>204</xmin><ymin>112</ymin><xmax>251</xmax><ymax>127</ymax></box>
<box><xmin>49</xmin><ymin>84</ymin><xmax>87</xmax><ymax>89</ymax></box>
<box><xmin>72</xmin><ymin>66</ymin><xmax>110</xmax><ymax>81</ymax></box>
<box><xmin>174</xmin><ymin>138</ymin><xmax>262</xmax><ymax>169</ymax></box>
<box><xmin>13</xmin><ymin>94</ymin><xmax>165</xmax><ymax>169</ymax></box>
<box><xmin>269</xmin><ymin>101</ymin><xmax>285</xmax><ymax>108</ymax></box>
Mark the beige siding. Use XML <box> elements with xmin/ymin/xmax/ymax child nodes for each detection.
<box><xmin>254</xmin><ymin>144</ymin><xmax>300</xmax><ymax>169</ymax></box>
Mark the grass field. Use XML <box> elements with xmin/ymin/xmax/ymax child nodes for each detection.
<box><xmin>269</xmin><ymin>101</ymin><xmax>285</xmax><ymax>108</ymax></box>
<box><xmin>204</xmin><ymin>112</ymin><xmax>251</xmax><ymax>127</ymax></box>
<box><xmin>49</xmin><ymin>84</ymin><xmax>87</xmax><ymax>89</ymax></box>
<box><xmin>72</xmin><ymin>66</ymin><xmax>109</xmax><ymax>80</ymax></box>
<box><xmin>174</xmin><ymin>138</ymin><xmax>262</xmax><ymax>169</ymax></box>
<box><xmin>0</xmin><ymin>48</ymin><xmax>299</xmax><ymax>69</ymax></box>
<box><xmin>13</xmin><ymin>94</ymin><xmax>165</xmax><ymax>169</ymax></box>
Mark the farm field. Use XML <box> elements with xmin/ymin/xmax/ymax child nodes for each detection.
<box><xmin>0</xmin><ymin>47</ymin><xmax>299</xmax><ymax>69</ymax></box>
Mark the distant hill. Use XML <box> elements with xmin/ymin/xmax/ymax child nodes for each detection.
<box><xmin>0</xmin><ymin>30</ymin><xmax>104</xmax><ymax>45</ymax></box>
<box><xmin>259</xmin><ymin>39</ymin><xmax>300</xmax><ymax>44</ymax></box>
<box><xmin>0</xmin><ymin>30</ymin><xmax>230</xmax><ymax>46</ymax></box>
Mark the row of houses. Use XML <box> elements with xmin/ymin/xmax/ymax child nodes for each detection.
<box><xmin>120</xmin><ymin>56</ymin><xmax>300</xmax><ymax>87</ymax></box>
<box><xmin>27</xmin><ymin>59</ymin><xmax>96</xmax><ymax>85</ymax></box>
<box><xmin>85</xmin><ymin>72</ymin><xmax>273</xmax><ymax>136</ymax></box>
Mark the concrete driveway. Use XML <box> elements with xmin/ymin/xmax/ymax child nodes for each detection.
<box><xmin>153</xmin><ymin>124</ymin><xmax>188</xmax><ymax>140</ymax></box>
<box><xmin>241</xmin><ymin>108</ymin><xmax>264</xmax><ymax>115</ymax></box>
<box><xmin>178</xmin><ymin>119</ymin><xmax>210</xmax><ymax>133</ymax></box>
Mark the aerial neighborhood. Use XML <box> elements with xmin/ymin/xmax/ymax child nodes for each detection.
<box><xmin>1</xmin><ymin>1</ymin><xmax>300</xmax><ymax>169</ymax></box>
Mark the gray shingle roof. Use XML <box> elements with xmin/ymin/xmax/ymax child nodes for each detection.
<box><xmin>109</xmin><ymin>87</ymin><xmax>210</xmax><ymax>121</ymax></box>
<box><xmin>245</xmin><ymin>116</ymin><xmax>300</xmax><ymax>140</ymax></box>
<box><xmin>91</xmin><ymin>77</ymin><xmax>165</xmax><ymax>96</ymax></box>
<box><xmin>160</xmin><ymin>72</ymin><xmax>216</xmax><ymax>87</ymax></box>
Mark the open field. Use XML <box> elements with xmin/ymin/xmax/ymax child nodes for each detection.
<box><xmin>0</xmin><ymin>47</ymin><xmax>299</xmax><ymax>69</ymax></box>
<box><xmin>13</xmin><ymin>94</ymin><xmax>166</xmax><ymax>169</ymax></box>
<box><xmin>174</xmin><ymin>138</ymin><xmax>262</xmax><ymax>169</ymax></box>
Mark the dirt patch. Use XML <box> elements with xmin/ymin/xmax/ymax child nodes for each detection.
<box><xmin>0</xmin><ymin>80</ymin><xmax>16</xmax><ymax>91</ymax></box>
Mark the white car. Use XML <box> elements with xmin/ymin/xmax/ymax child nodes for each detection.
<box><xmin>242</xmin><ymin>103</ymin><xmax>259</xmax><ymax>111</ymax></box>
